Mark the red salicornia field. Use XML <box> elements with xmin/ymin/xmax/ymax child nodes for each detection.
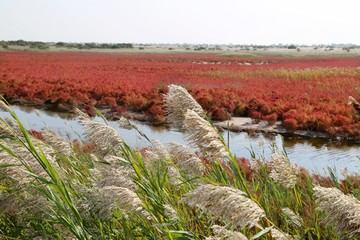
<box><xmin>1</xmin><ymin>51</ymin><xmax>360</xmax><ymax>136</ymax></box>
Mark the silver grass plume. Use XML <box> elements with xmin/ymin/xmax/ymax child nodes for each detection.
<box><xmin>250</xmin><ymin>157</ymin><xmax>266</xmax><ymax>173</ymax></box>
<box><xmin>205</xmin><ymin>225</ymin><xmax>248</xmax><ymax>240</ymax></box>
<box><xmin>78</xmin><ymin>118</ymin><xmax>124</xmax><ymax>157</ymax></box>
<box><xmin>167</xmin><ymin>165</ymin><xmax>182</xmax><ymax>185</ymax></box>
<box><xmin>271</xmin><ymin>228</ymin><xmax>295</xmax><ymax>240</ymax></box>
<box><xmin>0</xmin><ymin>119</ymin><xmax>15</xmax><ymax>137</ymax></box>
<box><xmin>4</xmin><ymin>116</ymin><xmax>18</xmax><ymax>129</ymax></box>
<box><xmin>269</xmin><ymin>150</ymin><xmax>299</xmax><ymax>189</ymax></box>
<box><xmin>93</xmin><ymin>155</ymin><xmax>137</xmax><ymax>191</ymax></box>
<box><xmin>76</xmin><ymin>185</ymin><xmax>148</xmax><ymax>221</ymax></box>
<box><xmin>74</xmin><ymin>108</ymin><xmax>91</xmax><ymax>121</ymax></box>
<box><xmin>282</xmin><ymin>207</ymin><xmax>303</xmax><ymax>227</ymax></box>
<box><xmin>0</xmin><ymin>100</ymin><xmax>10</xmax><ymax>112</ymax></box>
<box><xmin>0</xmin><ymin>138</ymin><xmax>59</xmax><ymax>184</ymax></box>
<box><xmin>180</xmin><ymin>184</ymin><xmax>265</xmax><ymax>229</ymax></box>
<box><xmin>184</xmin><ymin>109</ymin><xmax>229</xmax><ymax>162</ymax></box>
<box><xmin>0</xmin><ymin>189</ymin><xmax>49</xmax><ymax>221</ymax></box>
<box><xmin>164</xmin><ymin>204</ymin><xmax>179</xmax><ymax>221</ymax></box>
<box><xmin>143</xmin><ymin>140</ymin><xmax>171</xmax><ymax>168</ymax></box>
<box><xmin>314</xmin><ymin>186</ymin><xmax>360</xmax><ymax>238</ymax></box>
<box><xmin>164</xmin><ymin>84</ymin><xmax>204</xmax><ymax>129</ymax></box>
<box><xmin>167</xmin><ymin>142</ymin><xmax>205</xmax><ymax>176</ymax></box>
<box><xmin>149</xmin><ymin>140</ymin><xmax>171</xmax><ymax>161</ymax></box>
<box><xmin>41</xmin><ymin>130</ymin><xmax>73</xmax><ymax>157</ymax></box>
<box><xmin>118</xmin><ymin>116</ymin><xmax>133</xmax><ymax>130</ymax></box>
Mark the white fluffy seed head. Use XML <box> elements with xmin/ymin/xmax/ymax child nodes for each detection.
<box><xmin>0</xmin><ymin>100</ymin><xmax>10</xmax><ymax>112</ymax></box>
<box><xmin>271</xmin><ymin>228</ymin><xmax>295</xmax><ymax>240</ymax></box>
<box><xmin>205</xmin><ymin>225</ymin><xmax>248</xmax><ymax>240</ymax></box>
<box><xmin>41</xmin><ymin>130</ymin><xmax>73</xmax><ymax>157</ymax></box>
<box><xmin>117</xmin><ymin>116</ymin><xmax>133</xmax><ymax>130</ymax></box>
<box><xmin>181</xmin><ymin>184</ymin><xmax>265</xmax><ymax>229</ymax></box>
<box><xmin>314</xmin><ymin>186</ymin><xmax>360</xmax><ymax>238</ymax></box>
<box><xmin>250</xmin><ymin>157</ymin><xmax>266</xmax><ymax>173</ymax></box>
<box><xmin>0</xmin><ymin>138</ymin><xmax>59</xmax><ymax>185</ymax></box>
<box><xmin>74</xmin><ymin>108</ymin><xmax>91</xmax><ymax>121</ymax></box>
<box><xmin>167</xmin><ymin>142</ymin><xmax>205</xmax><ymax>176</ymax></box>
<box><xmin>184</xmin><ymin>109</ymin><xmax>229</xmax><ymax>162</ymax></box>
<box><xmin>164</xmin><ymin>204</ymin><xmax>179</xmax><ymax>221</ymax></box>
<box><xmin>164</xmin><ymin>84</ymin><xmax>204</xmax><ymax>129</ymax></box>
<box><xmin>79</xmin><ymin>119</ymin><xmax>124</xmax><ymax>157</ymax></box>
<box><xmin>282</xmin><ymin>207</ymin><xmax>303</xmax><ymax>227</ymax></box>
<box><xmin>269</xmin><ymin>150</ymin><xmax>299</xmax><ymax>189</ymax></box>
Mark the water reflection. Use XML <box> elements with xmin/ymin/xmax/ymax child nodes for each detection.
<box><xmin>0</xmin><ymin>105</ymin><xmax>359</xmax><ymax>177</ymax></box>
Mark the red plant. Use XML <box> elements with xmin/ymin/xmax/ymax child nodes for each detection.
<box><xmin>0</xmin><ymin>51</ymin><xmax>359</xmax><ymax>135</ymax></box>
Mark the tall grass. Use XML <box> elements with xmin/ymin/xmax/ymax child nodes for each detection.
<box><xmin>1</xmin><ymin>87</ymin><xmax>360</xmax><ymax>239</ymax></box>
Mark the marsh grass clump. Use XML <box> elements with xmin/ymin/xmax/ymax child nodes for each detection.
<box><xmin>1</xmin><ymin>86</ymin><xmax>360</xmax><ymax>239</ymax></box>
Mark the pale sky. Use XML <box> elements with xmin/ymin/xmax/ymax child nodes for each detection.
<box><xmin>0</xmin><ymin>0</ymin><xmax>359</xmax><ymax>45</ymax></box>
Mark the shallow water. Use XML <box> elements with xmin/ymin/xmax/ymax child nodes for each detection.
<box><xmin>1</xmin><ymin>105</ymin><xmax>360</xmax><ymax>178</ymax></box>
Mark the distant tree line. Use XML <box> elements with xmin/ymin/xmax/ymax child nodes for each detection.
<box><xmin>0</xmin><ymin>40</ymin><xmax>133</xmax><ymax>50</ymax></box>
<box><xmin>55</xmin><ymin>42</ymin><xmax>133</xmax><ymax>49</ymax></box>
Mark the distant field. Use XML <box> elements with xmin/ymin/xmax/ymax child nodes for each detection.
<box><xmin>0</xmin><ymin>51</ymin><xmax>360</xmax><ymax>136</ymax></box>
<box><xmin>2</xmin><ymin>44</ymin><xmax>360</xmax><ymax>57</ymax></box>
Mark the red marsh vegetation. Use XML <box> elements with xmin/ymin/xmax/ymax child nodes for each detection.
<box><xmin>0</xmin><ymin>51</ymin><xmax>359</xmax><ymax>136</ymax></box>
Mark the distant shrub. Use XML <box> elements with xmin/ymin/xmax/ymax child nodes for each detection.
<box><xmin>283</xmin><ymin>118</ymin><xmax>298</xmax><ymax>131</ymax></box>
<box><xmin>264</xmin><ymin>113</ymin><xmax>278</xmax><ymax>125</ymax></box>
<box><xmin>250</xmin><ymin>111</ymin><xmax>262</xmax><ymax>123</ymax></box>
<box><xmin>233</xmin><ymin>104</ymin><xmax>247</xmax><ymax>116</ymax></box>
<box><xmin>210</xmin><ymin>107</ymin><xmax>231</xmax><ymax>121</ymax></box>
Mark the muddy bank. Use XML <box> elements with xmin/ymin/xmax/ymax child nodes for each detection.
<box><xmin>213</xmin><ymin>118</ymin><xmax>355</xmax><ymax>141</ymax></box>
<box><xmin>6</xmin><ymin>98</ymin><xmax>358</xmax><ymax>141</ymax></box>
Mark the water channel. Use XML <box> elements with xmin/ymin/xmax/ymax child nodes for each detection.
<box><xmin>1</xmin><ymin>106</ymin><xmax>360</xmax><ymax>178</ymax></box>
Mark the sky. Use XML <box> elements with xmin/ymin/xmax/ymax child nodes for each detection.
<box><xmin>0</xmin><ymin>0</ymin><xmax>359</xmax><ymax>45</ymax></box>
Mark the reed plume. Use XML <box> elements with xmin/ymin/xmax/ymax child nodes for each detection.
<box><xmin>118</xmin><ymin>116</ymin><xmax>133</xmax><ymax>130</ymax></box>
<box><xmin>180</xmin><ymin>184</ymin><xmax>265</xmax><ymax>229</ymax></box>
<box><xmin>164</xmin><ymin>204</ymin><xmax>179</xmax><ymax>221</ymax></box>
<box><xmin>78</xmin><ymin>118</ymin><xmax>124</xmax><ymax>157</ymax></box>
<box><xmin>0</xmin><ymin>100</ymin><xmax>10</xmax><ymax>112</ymax></box>
<box><xmin>282</xmin><ymin>207</ymin><xmax>303</xmax><ymax>227</ymax></box>
<box><xmin>164</xmin><ymin>84</ymin><xmax>204</xmax><ymax>129</ymax></box>
<box><xmin>205</xmin><ymin>225</ymin><xmax>248</xmax><ymax>240</ymax></box>
<box><xmin>42</xmin><ymin>130</ymin><xmax>73</xmax><ymax>157</ymax></box>
<box><xmin>167</xmin><ymin>142</ymin><xmax>205</xmax><ymax>176</ymax></box>
<box><xmin>0</xmin><ymin>138</ymin><xmax>59</xmax><ymax>184</ymax></box>
<box><xmin>184</xmin><ymin>109</ymin><xmax>229</xmax><ymax>162</ymax></box>
<box><xmin>269</xmin><ymin>150</ymin><xmax>299</xmax><ymax>189</ymax></box>
<box><xmin>271</xmin><ymin>228</ymin><xmax>295</xmax><ymax>240</ymax></box>
<box><xmin>314</xmin><ymin>186</ymin><xmax>360</xmax><ymax>238</ymax></box>
<box><xmin>76</xmin><ymin>185</ymin><xmax>147</xmax><ymax>221</ymax></box>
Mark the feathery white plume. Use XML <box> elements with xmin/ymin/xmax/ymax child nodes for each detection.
<box><xmin>118</xmin><ymin>116</ymin><xmax>133</xmax><ymax>130</ymax></box>
<box><xmin>167</xmin><ymin>142</ymin><xmax>205</xmax><ymax>176</ymax></box>
<box><xmin>0</xmin><ymin>100</ymin><xmax>10</xmax><ymax>112</ymax></box>
<box><xmin>269</xmin><ymin>150</ymin><xmax>299</xmax><ymax>189</ymax></box>
<box><xmin>271</xmin><ymin>228</ymin><xmax>295</xmax><ymax>240</ymax></box>
<box><xmin>184</xmin><ymin>109</ymin><xmax>229</xmax><ymax>162</ymax></box>
<box><xmin>282</xmin><ymin>207</ymin><xmax>303</xmax><ymax>227</ymax></box>
<box><xmin>79</xmin><ymin>119</ymin><xmax>124</xmax><ymax>157</ymax></box>
<box><xmin>181</xmin><ymin>184</ymin><xmax>265</xmax><ymax>229</ymax></box>
<box><xmin>314</xmin><ymin>186</ymin><xmax>360</xmax><ymax>238</ymax></box>
<box><xmin>205</xmin><ymin>225</ymin><xmax>248</xmax><ymax>240</ymax></box>
<box><xmin>164</xmin><ymin>84</ymin><xmax>203</xmax><ymax>129</ymax></box>
<box><xmin>41</xmin><ymin>130</ymin><xmax>73</xmax><ymax>157</ymax></box>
